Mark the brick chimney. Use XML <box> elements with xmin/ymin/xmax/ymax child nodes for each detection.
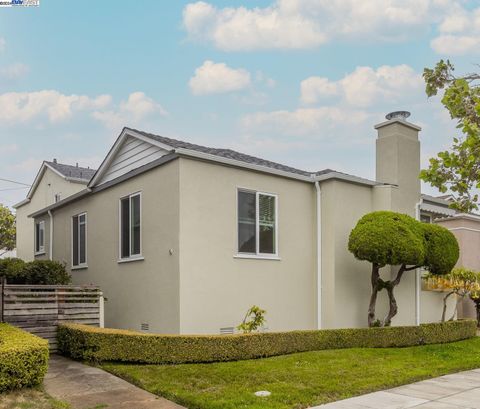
<box><xmin>374</xmin><ymin>111</ymin><xmax>421</xmax><ymax>216</ymax></box>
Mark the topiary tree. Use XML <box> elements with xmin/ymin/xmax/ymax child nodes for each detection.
<box><xmin>348</xmin><ymin>211</ymin><xmax>458</xmax><ymax>327</ymax></box>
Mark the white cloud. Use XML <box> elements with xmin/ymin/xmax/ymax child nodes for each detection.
<box><xmin>92</xmin><ymin>92</ymin><xmax>167</xmax><ymax>130</ymax></box>
<box><xmin>300</xmin><ymin>77</ymin><xmax>338</xmax><ymax>104</ymax></box>
<box><xmin>431</xmin><ymin>6</ymin><xmax>480</xmax><ymax>55</ymax></box>
<box><xmin>189</xmin><ymin>60</ymin><xmax>251</xmax><ymax>95</ymax></box>
<box><xmin>301</xmin><ymin>65</ymin><xmax>422</xmax><ymax>107</ymax></box>
<box><xmin>0</xmin><ymin>63</ymin><xmax>29</xmax><ymax>80</ymax></box>
<box><xmin>0</xmin><ymin>90</ymin><xmax>112</xmax><ymax>124</ymax></box>
<box><xmin>183</xmin><ymin>0</ymin><xmax>455</xmax><ymax>51</ymax></box>
<box><xmin>242</xmin><ymin>107</ymin><xmax>370</xmax><ymax>136</ymax></box>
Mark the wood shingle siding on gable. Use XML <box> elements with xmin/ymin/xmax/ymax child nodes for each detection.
<box><xmin>98</xmin><ymin>136</ymin><xmax>168</xmax><ymax>185</ymax></box>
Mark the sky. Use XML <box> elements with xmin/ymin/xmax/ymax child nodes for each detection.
<box><xmin>0</xmin><ymin>0</ymin><xmax>478</xmax><ymax>208</ymax></box>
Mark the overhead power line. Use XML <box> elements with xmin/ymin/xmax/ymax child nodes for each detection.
<box><xmin>0</xmin><ymin>177</ymin><xmax>31</xmax><ymax>187</ymax></box>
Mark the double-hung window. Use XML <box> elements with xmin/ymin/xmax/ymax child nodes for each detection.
<box><xmin>72</xmin><ymin>213</ymin><xmax>87</xmax><ymax>267</ymax></box>
<box><xmin>34</xmin><ymin>220</ymin><xmax>45</xmax><ymax>255</ymax></box>
<box><xmin>237</xmin><ymin>189</ymin><xmax>277</xmax><ymax>257</ymax></box>
<box><xmin>119</xmin><ymin>192</ymin><xmax>142</xmax><ymax>260</ymax></box>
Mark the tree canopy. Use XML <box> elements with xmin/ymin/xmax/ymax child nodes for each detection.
<box><xmin>420</xmin><ymin>60</ymin><xmax>480</xmax><ymax>213</ymax></box>
<box><xmin>0</xmin><ymin>204</ymin><xmax>15</xmax><ymax>256</ymax></box>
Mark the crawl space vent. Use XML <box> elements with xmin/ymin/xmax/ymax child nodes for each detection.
<box><xmin>140</xmin><ymin>323</ymin><xmax>150</xmax><ymax>331</ymax></box>
<box><xmin>220</xmin><ymin>327</ymin><xmax>234</xmax><ymax>335</ymax></box>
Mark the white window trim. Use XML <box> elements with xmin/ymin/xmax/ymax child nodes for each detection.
<box><xmin>71</xmin><ymin>212</ymin><xmax>88</xmax><ymax>269</ymax></box>
<box><xmin>118</xmin><ymin>191</ymin><xmax>142</xmax><ymax>261</ymax></box>
<box><xmin>34</xmin><ymin>220</ymin><xmax>45</xmax><ymax>255</ymax></box>
<box><xmin>236</xmin><ymin>188</ymin><xmax>279</xmax><ymax>259</ymax></box>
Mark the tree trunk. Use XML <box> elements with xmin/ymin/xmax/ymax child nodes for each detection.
<box><xmin>383</xmin><ymin>265</ymin><xmax>407</xmax><ymax>326</ymax></box>
<box><xmin>368</xmin><ymin>264</ymin><xmax>380</xmax><ymax>327</ymax></box>
<box><xmin>441</xmin><ymin>291</ymin><xmax>454</xmax><ymax>322</ymax></box>
<box><xmin>449</xmin><ymin>294</ymin><xmax>463</xmax><ymax>321</ymax></box>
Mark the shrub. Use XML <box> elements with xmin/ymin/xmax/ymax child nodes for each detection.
<box><xmin>0</xmin><ymin>323</ymin><xmax>49</xmax><ymax>392</ymax></box>
<box><xmin>22</xmin><ymin>260</ymin><xmax>71</xmax><ymax>285</ymax></box>
<box><xmin>422</xmin><ymin>223</ymin><xmax>459</xmax><ymax>275</ymax></box>
<box><xmin>0</xmin><ymin>259</ymin><xmax>71</xmax><ymax>285</ymax></box>
<box><xmin>58</xmin><ymin>320</ymin><xmax>477</xmax><ymax>365</ymax></box>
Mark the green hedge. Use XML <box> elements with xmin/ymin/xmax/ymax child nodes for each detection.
<box><xmin>0</xmin><ymin>258</ymin><xmax>71</xmax><ymax>285</ymax></box>
<box><xmin>0</xmin><ymin>323</ymin><xmax>49</xmax><ymax>392</ymax></box>
<box><xmin>58</xmin><ymin>320</ymin><xmax>477</xmax><ymax>364</ymax></box>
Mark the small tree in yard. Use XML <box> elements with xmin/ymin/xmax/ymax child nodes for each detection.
<box><xmin>425</xmin><ymin>268</ymin><xmax>480</xmax><ymax>322</ymax></box>
<box><xmin>348</xmin><ymin>211</ymin><xmax>459</xmax><ymax>327</ymax></box>
<box><xmin>0</xmin><ymin>204</ymin><xmax>15</xmax><ymax>257</ymax></box>
<box><xmin>237</xmin><ymin>305</ymin><xmax>266</xmax><ymax>333</ymax></box>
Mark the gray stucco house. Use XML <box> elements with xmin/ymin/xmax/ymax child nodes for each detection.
<box><xmin>23</xmin><ymin>111</ymin><xmax>457</xmax><ymax>334</ymax></box>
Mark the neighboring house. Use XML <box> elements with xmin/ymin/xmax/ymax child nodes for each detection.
<box><xmin>13</xmin><ymin>160</ymin><xmax>96</xmax><ymax>261</ymax></box>
<box><xmin>28</xmin><ymin>111</ymin><xmax>454</xmax><ymax>334</ymax></box>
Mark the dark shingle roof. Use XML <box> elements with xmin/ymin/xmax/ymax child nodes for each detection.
<box><xmin>46</xmin><ymin>161</ymin><xmax>97</xmax><ymax>182</ymax></box>
<box><xmin>128</xmin><ymin>128</ymin><xmax>314</xmax><ymax>177</ymax></box>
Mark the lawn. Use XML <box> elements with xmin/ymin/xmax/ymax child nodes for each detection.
<box><xmin>0</xmin><ymin>388</ymin><xmax>69</xmax><ymax>409</ymax></box>
<box><xmin>102</xmin><ymin>337</ymin><xmax>480</xmax><ymax>409</ymax></box>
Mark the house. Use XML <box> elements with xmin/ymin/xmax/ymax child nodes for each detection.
<box><xmin>13</xmin><ymin>160</ymin><xmax>96</xmax><ymax>261</ymax></box>
<box><xmin>26</xmin><ymin>111</ymin><xmax>454</xmax><ymax>334</ymax></box>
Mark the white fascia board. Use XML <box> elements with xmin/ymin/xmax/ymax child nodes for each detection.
<box><xmin>24</xmin><ymin>161</ymin><xmax>53</xmax><ymax>201</ymax></box>
<box><xmin>12</xmin><ymin>198</ymin><xmax>31</xmax><ymax>209</ymax></box>
<box><xmin>314</xmin><ymin>171</ymin><xmax>377</xmax><ymax>186</ymax></box>
<box><xmin>175</xmin><ymin>148</ymin><xmax>313</xmax><ymax>182</ymax></box>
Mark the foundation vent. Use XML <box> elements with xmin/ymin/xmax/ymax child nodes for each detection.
<box><xmin>140</xmin><ymin>323</ymin><xmax>150</xmax><ymax>331</ymax></box>
<box><xmin>220</xmin><ymin>327</ymin><xmax>235</xmax><ymax>335</ymax></box>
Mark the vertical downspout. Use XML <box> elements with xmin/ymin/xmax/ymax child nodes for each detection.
<box><xmin>315</xmin><ymin>180</ymin><xmax>322</xmax><ymax>329</ymax></box>
<box><xmin>48</xmin><ymin>210</ymin><xmax>53</xmax><ymax>260</ymax></box>
<box><xmin>414</xmin><ymin>198</ymin><xmax>423</xmax><ymax>325</ymax></box>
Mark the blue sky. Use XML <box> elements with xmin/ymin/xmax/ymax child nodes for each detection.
<box><xmin>0</xmin><ymin>0</ymin><xmax>478</xmax><ymax>207</ymax></box>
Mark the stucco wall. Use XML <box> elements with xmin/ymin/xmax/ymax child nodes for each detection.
<box><xmin>16</xmin><ymin>168</ymin><xmax>86</xmax><ymax>261</ymax></box>
<box><xmin>178</xmin><ymin>157</ymin><xmax>316</xmax><ymax>334</ymax></box>
<box><xmin>45</xmin><ymin>160</ymin><xmax>181</xmax><ymax>333</ymax></box>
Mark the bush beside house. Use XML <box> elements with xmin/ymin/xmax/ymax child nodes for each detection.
<box><xmin>58</xmin><ymin>320</ymin><xmax>476</xmax><ymax>364</ymax></box>
<box><xmin>0</xmin><ymin>258</ymin><xmax>71</xmax><ymax>285</ymax></box>
<box><xmin>0</xmin><ymin>323</ymin><xmax>49</xmax><ymax>392</ymax></box>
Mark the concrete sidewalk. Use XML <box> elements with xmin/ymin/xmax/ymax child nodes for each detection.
<box><xmin>44</xmin><ymin>355</ymin><xmax>185</xmax><ymax>409</ymax></box>
<box><xmin>313</xmin><ymin>369</ymin><xmax>480</xmax><ymax>408</ymax></box>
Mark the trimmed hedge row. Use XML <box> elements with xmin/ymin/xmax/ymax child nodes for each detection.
<box><xmin>58</xmin><ymin>320</ymin><xmax>477</xmax><ymax>364</ymax></box>
<box><xmin>0</xmin><ymin>323</ymin><xmax>49</xmax><ymax>392</ymax></box>
<box><xmin>0</xmin><ymin>258</ymin><xmax>71</xmax><ymax>285</ymax></box>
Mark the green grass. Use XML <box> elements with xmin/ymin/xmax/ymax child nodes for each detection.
<box><xmin>101</xmin><ymin>337</ymin><xmax>480</xmax><ymax>409</ymax></box>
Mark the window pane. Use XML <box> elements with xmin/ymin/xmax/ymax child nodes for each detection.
<box><xmin>238</xmin><ymin>191</ymin><xmax>256</xmax><ymax>253</ymax></box>
<box><xmin>79</xmin><ymin>220</ymin><xmax>86</xmax><ymax>264</ymax></box>
<box><xmin>121</xmin><ymin>198</ymin><xmax>130</xmax><ymax>258</ymax></box>
<box><xmin>259</xmin><ymin>194</ymin><xmax>276</xmax><ymax>254</ymax></box>
<box><xmin>131</xmin><ymin>195</ymin><xmax>141</xmax><ymax>255</ymax></box>
<box><xmin>72</xmin><ymin>216</ymin><xmax>79</xmax><ymax>266</ymax></box>
<box><xmin>35</xmin><ymin>223</ymin><xmax>40</xmax><ymax>252</ymax></box>
<box><xmin>39</xmin><ymin>223</ymin><xmax>44</xmax><ymax>249</ymax></box>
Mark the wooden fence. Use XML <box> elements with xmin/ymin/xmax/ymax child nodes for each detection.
<box><xmin>0</xmin><ymin>281</ymin><xmax>104</xmax><ymax>351</ymax></box>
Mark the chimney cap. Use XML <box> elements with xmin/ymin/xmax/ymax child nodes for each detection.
<box><xmin>53</xmin><ymin>158</ymin><xmax>57</xmax><ymax>164</ymax></box>
<box><xmin>386</xmin><ymin>111</ymin><xmax>410</xmax><ymax>120</ymax></box>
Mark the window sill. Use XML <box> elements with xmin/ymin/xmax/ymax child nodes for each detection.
<box><xmin>117</xmin><ymin>256</ymin><xmax>145</xmax><ymax>264</ymax></box>
<box><xmin>34</xmin><ymin>251</ymin><xmax>46</xmax><ymax>256</ymax></box>
<box><xmin>71</xmin><ymin>265</ymin><xmax>88</xmax><ymax>271</ymax></box>
<box><xmin>234</xmin><ymin>254</ymin><xmax>281</xmax><ymax>261</ymax></box>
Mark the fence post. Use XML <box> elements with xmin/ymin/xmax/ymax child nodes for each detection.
<box><xmin>99</xmin><ymin>292</ymin><xmax>105</xmax><ymax>328</ymax></box>
<box><xmin>0</xmin><ymin>277</ymin><xmax>5</xmax><ymax>323</ymax></box>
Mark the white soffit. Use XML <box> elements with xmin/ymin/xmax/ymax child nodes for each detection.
<box><xmin>96</xmin><ymin>135</ymin><xmax>169</xmax><ymax>186</ymax></box>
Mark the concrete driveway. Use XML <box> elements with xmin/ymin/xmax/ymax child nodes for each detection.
<box><xmin>313</xmin><ymin>369</ymin><xmax>480</xmax><ymax>409</ymax></box>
